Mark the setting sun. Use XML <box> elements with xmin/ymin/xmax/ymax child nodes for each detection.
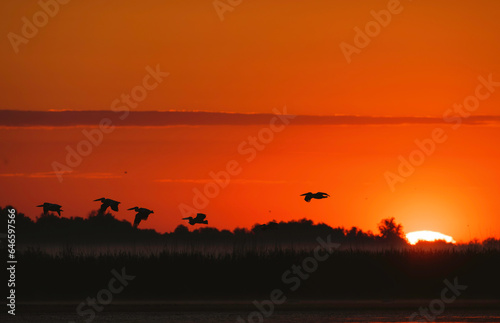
<box><xmin>406</xmin><ymin>231</ymin><xmax>456</xmax><ymax>245</ymax></box>
<box><xmin>2</xmin><ymin>0</ymin><xmax>500</xmax><ymax>321</ymax></box>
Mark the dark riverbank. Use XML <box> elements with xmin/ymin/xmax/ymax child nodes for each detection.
<box><xmin>13</xmin><ymin>247</ymin><xmax>500</xmax><ymax>301</ymax></box>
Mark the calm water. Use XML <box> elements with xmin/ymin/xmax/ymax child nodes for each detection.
<box><xmin>4</xmin><ymin>310</ymin><xmax>500</xmax><ymax>323</ymax></box>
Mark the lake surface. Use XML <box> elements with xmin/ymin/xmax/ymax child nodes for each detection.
<box><xmin>4</xmin><ymin>300</ymin><xmax>500</xmax><ymax>322</ymax></box>
<box><xmin>4</xmin><ymin>309</ymin><xmax>500</xmax><ymax>323</ymax></box>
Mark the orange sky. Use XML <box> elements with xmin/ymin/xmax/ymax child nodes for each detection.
<box><xmin>1</xmin><ymin>0</ymin><xmax>500</xmax><ymax>242</ymax></box>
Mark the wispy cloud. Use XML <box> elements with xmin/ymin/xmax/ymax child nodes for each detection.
<box><xmin>0</xmin><ymin>172</ymin><xmax>121</xmax><ymax>179</ymax></box>
<box><xmin>155</xmin><ymin>178</ymin><xmax>294</xmax><ymax>184</ymax></box>
<box><xmin>1</xmin><ymin>110</ymin><xmax>500</xmax><ymax>127</ymax></box>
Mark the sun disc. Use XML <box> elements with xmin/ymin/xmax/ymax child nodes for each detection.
<box><xmin>406</xmin><ymin>230</ymin><xmax>456</xmax><ymax>245</ymax></box>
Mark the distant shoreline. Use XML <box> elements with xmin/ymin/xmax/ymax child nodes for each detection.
<box><xmin>14</xmin><ymin>299</ymin><xmax>500</xmax><ymax>312</ymax></box>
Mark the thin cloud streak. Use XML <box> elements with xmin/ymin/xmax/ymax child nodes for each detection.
<box><xmin>1</xmin><ymin>110</ymin><xmax>500</xmax><ymax>127</ymax></box>
<box><xmin>0</xmin><ymin>172</ymin><xmax>121</xmax><ymax>179</ymax></box>
<box><xmin>154</xmin><ymin>178</ymin><xmax>294</xmax><ymax>184</ymax></box>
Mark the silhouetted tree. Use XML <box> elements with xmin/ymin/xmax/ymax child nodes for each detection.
<box><xmin>173</xmin><ymin>224</ymin><xmax>189</xmax><ymax>235</ymax></box>
<box><xmin>483</xmin><ymin>237</ymin><xmax>500</xmax><ymax>249</ymax></box>
<box><xmin>378</xmin><ymin>217</ymin><xmax>405</xmax><ymax>243</ymax></box>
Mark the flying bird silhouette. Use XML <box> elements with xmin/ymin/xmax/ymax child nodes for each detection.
<box><xmin>94</xmin><ymin>198</ymin><xmax>120</xmax><ymax>213</ymax></box>
<box><xmin>300</xmin><ymin>192</ymin><xmax>330</xmax><ymax>202</ymax></box>
<box><xmin>37</xmin><ymin>203</ymin><xmax>63</xmax><ymax>216</ymax></box>
<box><xmin>183</xmin><ymin>213</ymin><xmax>208</xmax><ymax>225</ymax></box>
<box><xmin>128</xmin><ymin>207</ymin><xmax>154</xmax><ymax>228</ymax></box>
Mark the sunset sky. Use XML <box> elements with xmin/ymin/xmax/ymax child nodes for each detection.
<box><xmin>1</xmin><ymin>0</ymin><xmax>499</xmax><ymax>242</ymax></box>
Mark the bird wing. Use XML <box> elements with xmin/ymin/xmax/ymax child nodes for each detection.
<box><xmin>304</xmin><ymin>196</ymin><xmax>312</xmax><ymax>202</ymax></box>
<box><xmin>56</xmin><ymin>210</ymin><xmax>61</xmax><ymax>216</ymax></box>
<box><xmin>110</xmin><ymin>201</ymin><xmax>119</xmax><ymax>212</ymax></box>
<box><xmin>100</xmin><ymin>204</ymin><xmax>109</xmax><ymax>213</ymax></box>
<box><xmin>182</xmin><ymin>217</ymin><xmax>192</xmax><ymax>220</ymax></box>
<box><xmin>195</xmin><ymin>213</ymin><xmax>206</xmax><ymax>221</ymax></box>
<box><xmin>133</xmin><ymin>214</ymin><xmax>142</xmax><ymax>227</ymax></box>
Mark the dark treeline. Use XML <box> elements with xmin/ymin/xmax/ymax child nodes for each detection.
<box><xmin>1</xmin><ymin>206</ymin><xmax>499</xmax><ymax>250</ymax></box>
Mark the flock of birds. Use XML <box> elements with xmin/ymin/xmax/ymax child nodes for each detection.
<box><xmin>36</xmin><ymin>192</ymin><xmax>330</xmax><ymax>228</ymax></box>
<box><xmin>37</xmin><ymin>199</ymin><xmax>158</xmax><ymax>228</ymax></box>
